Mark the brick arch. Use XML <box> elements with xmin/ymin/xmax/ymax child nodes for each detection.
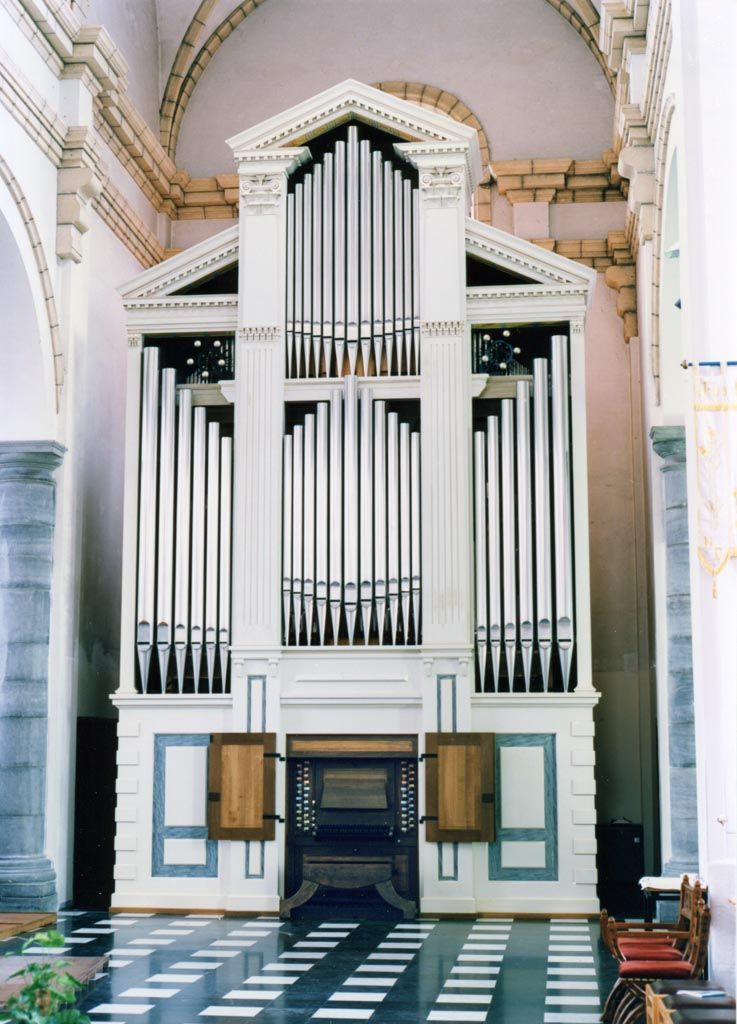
<box><xmin>160</xmin><ymin>0</ymin><xmax>612</xmax><ymax>163</ymax></box>
<box><xmin>375</xmin><ymin>81</ymin><xmax>492</xmax><ymax>224</ymax></box>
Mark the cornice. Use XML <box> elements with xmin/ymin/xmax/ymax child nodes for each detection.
<box><xmin>123</xmin><ymin>296</ymin><xmax>238</xmax><ymax>313</ymax></box>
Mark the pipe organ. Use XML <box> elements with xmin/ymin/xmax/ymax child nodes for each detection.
<box><xmin>135</xmin><ymin>345</ymin><xmax>233</xmax><ymax>694</ymax></box>
<box><xmin>286</xmin><ymin>126</ymin><xmax>420</xmax><ymax>379</ymax></box>
<box><xmin>283</xmin><ymin>378</ymin><xmax>421</xmax><ymax>646</ymax></box>
<box><xmin>473</xmin><ymin>335</ymin><xmax>575</xmax><ymax>693</ymax></box>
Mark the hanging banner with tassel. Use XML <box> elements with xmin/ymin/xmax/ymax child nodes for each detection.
<box><xmin>692</xmin><ymin>364</ymin><xmax>737</xmax><ymax>596</ymax></box>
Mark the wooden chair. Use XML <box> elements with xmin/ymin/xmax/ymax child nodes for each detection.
<box><xmin>607</xmin><ymin>899</ymin><xmax>711</xmax><ymax>1024</ymax></box>
<box><xmin>600</xmin><ymin>877</ymin><xmax>703</xmax><ymax>953</ymax></box>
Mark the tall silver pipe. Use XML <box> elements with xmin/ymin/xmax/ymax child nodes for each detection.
<box><xmin>334</xmin><ymin>142</ymin><xmax>346</xmax><ymax>376</ymax></box>
<box><xmin>282</xmin><ymin>433</ymin><xmax>293</xmax><ymax>643</ymax></box>
<box><xmin>383</xmin><ymin>162</ymin><xmax>394</xmax><ymax>375</ymax></box>
<box><xmin>533</xmin><ymin>358</ymin><xmax>553</xmax><ymax>689</ymax></box>
<box><xmin>205</xmin><ymin>421</ymin><xmax>220</xmax><ymax>691</ymax></box>
<box><xmin>286</xmin><ymin>191</ymin><xmax>295</xmax><ymax>377</ymax></box>
<box><xmin>190</xmin><ymin>407</ymin><xmax>207</xmax><ymax>687</ymax></box>
<box><xmin>412</xmin><ymin>189</ymin><xmax>420</xmax><ymax>373</ymax></box>
<box><xmin>387</xmin><ymin>411</ymin><xmax>400</xmax><ymax>642</ymax></box>
<box><xmin>501</xmin><ymin>400</ymin><xmax>517</xmax><ymax>685</ymax></box>
<box><xmin>156</xmin><ymin>368</ymin><xmax>176</xmax><ymax>688</ymax></box>
<box><xmin>294</xmin><ymin>183</ymin><xmax>304</xmax><ymax>377</ymax></box>
<box><xmin>410</xmin><ymin>430</ymin><xmax>421</xmax><ymax>641</ymax></box>
<box><xmin>343</xmin><ymin>375</ymin><xmax>359</xmax><ymax>642</ymax></box>
<box><xmin>292</xmin><ymin>424</ymin><xmax>304</xmax><ymax>643</ymax></box>
<box><xmin>315</xmin><ymin>403</ymin><xmax>329</xmax><ymax>643</ymax></box>
<box><xmin>551</xmin><ymin>335</ymin><xmax>575</xmax><ymax>689</ymax></box>
<box><xmin>328</xmin><ymin>389</ymin><xmax>343</xmax><ymax>639</ymax></box>
<box><xmin>173</xmin><ymin>387</ymin><xmax>192</xmax><ymax>691</ymax></box>
<box><xmin>218</xmin><ymin>436</ymin><xmax>232</xmax><ymax>681</ymax></box>
<box><xmin>303</xmin><ymin>413</ymin><xmax>316</xmax><ymax>642</ymax></box>
<box><xmin>486</xmin><ymin>416</ymin><xmax>502</xmax><ymax>690</ymax></box>
<box><xmin>346</xmin><ymin>128</ymin><xmax>359</xmax><ymax>375</ymax></box>
<box><xmin>302</xmin><ymin>174</ymin><xmax>313</xmax><ymax>376</ymax></box>
<box><xmin>399</xmin><ymin>421</ymin><xmax>411</xmax><ymax>638</ymax></box>
<box><xmin>393</xmin><ymin>171</ymin><xmax>404</xmax><ymax>375</ymax></box>
<box><xmin>474</xmin><ymin>430</ymin><xmax>488</xmax><ymax>689</ymax></box>
<box><xmin>359</xmin><ymin>140</ymin><xmax>372</xmax><ymax>376</ymax></box>
<box><xmin>516</xmin><ymin>381</ymin><xmax>534</xmax><ymax>690</ymax></box>
<box><xmin>372</xmin><ymin>151</ymin><xmax>384</xmax><ymax>375</ymax></box>
<box><xmin>312</xmin><ymin>164</ymin><xmax>323</xmax><ymax>377</ymax></box>
<box><xmin>359</xmin><ymin>386</ymin><xmax>373</xmax><ymax>642</ymax></box>
<box><xmin>373</xmin><ymin>400</ymin><xmax>387</xmax><ymax>642</ymax></box>
<box><xmin>322</xmin><ymin>152</ymin><xmax>334</xmax><ymax>376</ymax></box>
<box><xmin>402</xmin><ymin>179</ymin><xmax>413</xmax><ymax>374</ymax></box>
<box><xmin>136</xmin><ymin>346</ymin><xmax>159</xmax><ymax>691</ymax></box>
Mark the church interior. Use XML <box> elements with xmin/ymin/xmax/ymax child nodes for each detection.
<box><xmin>0</xmin><ymin>0</ymin><xmax>735</xmax><ymax>1020</ymax></box>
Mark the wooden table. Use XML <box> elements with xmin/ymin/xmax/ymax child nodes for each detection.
<box><xmin>0</xmin><ymin>913</ymin><xmax>57</xmax><ymax>941</ymax></box>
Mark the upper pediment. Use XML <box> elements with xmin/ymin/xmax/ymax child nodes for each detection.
<box><xmin>226</xmin><ymin>79</ymin><xmax>483</xmax><ymax>186</ymax></box>
<box><xmin>120</xmin><ymin>224</ymin><xmax>239</xmax><ymax>302</ymax></box>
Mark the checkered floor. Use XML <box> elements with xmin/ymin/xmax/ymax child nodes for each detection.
<box><xmin>1</xmin><ymin>910</ymin><xmax>617</xmax><ymax>1023</ymax></box>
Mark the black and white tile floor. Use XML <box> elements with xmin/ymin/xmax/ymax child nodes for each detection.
<box><xmin>0</xmin><ymin>909</ymin><xmax>617</xmax><ymax>1023</ymax></box>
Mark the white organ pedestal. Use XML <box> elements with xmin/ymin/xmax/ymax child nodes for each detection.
<box><xmin>113</xmin><ymin>81</ymin><xmax>600</xmax><ymax>917</ymax></box>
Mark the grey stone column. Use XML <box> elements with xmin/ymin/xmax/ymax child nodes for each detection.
<box><xmin>0</xmin><ymin>441</ymin><xmax>64</xmax><ymax>910</ymax></box>
<box><xmin>651</xmin><ymin>426</ymin><xmax>698</xmax><ymax>874</ymax></box>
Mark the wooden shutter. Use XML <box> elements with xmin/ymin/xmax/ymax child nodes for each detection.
<box><xmin>207</xmin><ymin>733</ymin><xmax>276</xmax><ymax>840</ymax></box>
<box><xmin>424</xmin><ymin>733</ymin><xmax>495</xmax><ymax>842</ymax></box>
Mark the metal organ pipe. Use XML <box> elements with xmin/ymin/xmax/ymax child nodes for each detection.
<box><xmin>346</xmin><ymin>127</ymin><xmax>359</xmax><ymax>375</ymax></box>
<box><xmin>302</xmin><ymin>174</ymin><xmax>313</xmax><ymax>377</ymax></box>
<box><xmin>501</xmin><ymin>399</ymin><xmax>517</xmax><ymax>685</ymax></box>
<box><xmin>190</xmin><ymin>406</ymin><xmax>207</xmax><ymax>686</ymax></box>
<box><xmin>156</xmin><ymin>368</ymin><xmax>176</xmax><ymax>688</ymax></box>
<box><xmin>328</xmin><ymin>389</ymin><xmax>343</xmax><ymax>639</ymax></box>
<box><xmin>399</xmin><ymin>421</ymin><xmax>411</xmax><ymax>640</ymax></box>
<box><xmin>551</xmin><ymin>335</ymin><xmax>575</xmax><ymax>689</ymax></box>
<box><xmin>343</xmin><ymin>375</ymin><xmax>359</xmax><ymax>641</ymax></box>
<box><xmin>533</xmin><ymin>358</ymin><xmax>553</xmax><ymax>689</ymax></box>
<box><xmin>315</xmin><ymin>403</ymin><xmax>329</xmax><ymax>643</ymax></box>
<box><xmin>218</xmin><ymin>436</ymin><xmax>232</xmax><ymax>682</ymax></box>
<box><xmin>412</xmin><ymin>189</ymin><xmax>420</xmax><ymax>373</ymax></box>
<box><xmin>292</xmin><ymin>423</ymin><xmax>304</xmax><ymax>642</ymax></box>
<box><xmin>359</xmin><ymin>140</ymin><xmax>372</xmax><ymax>376</ymax></box>
<box><xmin>403</xmin><ymin>179</ymin><xmax>413</xmax><ymax>375</ymax></box>
<box><xmin>173</xmin><ymin>387</ymin><xmax>192</xmax><ymax>691</ymax></box>
<box><xmin>303</xmin><ymin>413</ymin><xmax>316</xmax><ymax>642</ymax></box>
<box><xmin>383</xmin><ymin>162</ymin><xmax>394</xmax><ymax>375</ymax></box>
<box><xmin>322</xmin><ymin>153</ymin><xmax>334</xmax><ymax>377</ymax></box>
<box><xmin>136</xmin><ymin>346</ymin><xmax>159</xmax><ymax>690</ymax></box>
<box><xmin>334</xmin><ymin>141</ymin><xmax>346</xmax><ymax>376</ymax></box>
<box><xmin>410</xmin><ymin>430</ymin><xmax>421</xmax><ymax>639</ymax></box>
<box><xmin>373</xmin><ymin>399</ymin><xmax>387</xmax><ymax>642</ymax></box>
<box><xmin>312</xmin><ymin>164</ymin><xmax>322</xmax><ymax>377</ymax></box>
<box><xmin>359</xmin><ymin>387</ymin><xmax>373</xmax><ymax>642</ymax></box>
<box><xmin>371</xmin><ymin>151</ymin><xmax>384</xmax><ymax>375</ymax></box>
<box><xmin>282</xmin><ymin>433</ymin><xmax>293</xmax><ymax>642</ymax></box>
<box><xmin>294</xmin><ymin>184</ymin><xmax>304</xmax><ymax>378</ymax></box>
<box><xmin>474</xmin><ymin>430</ymin><xmax>488</xmax><ymax>688</ymax></box>
<box><xmin>205</xmin><ymin>421</ymin><xmax>221</xmax><ymax>690</ymax></box>
<box><xmin>516</xmin><ymin>381</ymin><xmax>534</xmax><ymax>691</ymax></box>
<box><xmin>286</xmin><ymin>192</ymin><xmax>295</xmax><ymax>377</ymax></box>
<box><xmin>387</xmin><ymin>410</ymin><xmax>400</xmax><ymax>642</ymax></box>
<box><xmin>486</xmin><ymin>416</ymin><xmax>502</xmax><ymax>690</ymax></box>
<box><xmin>394</xmin><ymin>171</ymin><xmax>404</xmax><ymax>375</ymax></box>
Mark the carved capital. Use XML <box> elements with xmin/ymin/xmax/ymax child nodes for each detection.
<box><xmin>237</xmin><ymin>326</ymin><xmax>282</xmax><ymax>344</ymax></box>
<box><xmin>421</xmin><ymin>320</ymin><xmax>466</xmax><ymax>337</ymax></box>
<box><xmin>240</xmin><ymin>174</ymin><xmax>284</xmax><ymax>215</ymax></box>
<box><xmin>418</xmin><ymin>166</ymin><xmax>464</xmax><ymax>207</ymax></box>
<box><xmin>127</xmin><ymin>332</ymin><xmax>143</xmax><ymax>349</ymax></box>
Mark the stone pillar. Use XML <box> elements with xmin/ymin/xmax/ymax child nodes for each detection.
<box><xmin>651</xmin><ymin>426</ymin><xmax>698</xmax><ymax>874</ymax></box>
<box><xmin>0</xmin><ymin>441</ymin><xmax>64</xmax><ymax>910</ymax></box>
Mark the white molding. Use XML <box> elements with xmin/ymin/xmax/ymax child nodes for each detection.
<box><xmin>111</xmin><ymin>694</ymin><xmax>233</xmax><ymax>709</ymax></box>
<box><xmin>466</xmin><ymin>286</ymin><xmax>590</xmax><ymax>324</ymax></box>
<box><xmin>471</xmin><ymin>693</ymin><xmax>600</xmax><ymax>709</ymax></box>
<box><xmin>123</xmin><ymin>298</ymin><xmax>238</xmax><ymax>335</ymax></box>
<box><xmin>120</xmin><ymin>224</ymin><xmax>239</xmax><ymax>299</ymax></box>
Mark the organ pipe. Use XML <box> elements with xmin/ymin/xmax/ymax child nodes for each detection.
<box><xmin>410</xmin><ymin>430</ymin><xmax>421</xmax><ymax>640</ymax></box>
<box><xmin>359</xmin><ymin>139</ymin><xmax>371</xmax><ymax>376</ymax></box>
<box><xmin>334</xmin><ymin>142</ymin><xmax>346</xmax><ymax>376</ymax></box>
<box><xmin>303</xmin><ymin>413</ymin><xmax>316</xmax><ymax>641</ymax></box>
<box><xmin>218</xmin><ymin>436</ymin><xmax>232</xmax><ymax>682</ymax></box>
<box><xmin>190</xmin><ymin>407</ymin><xmax>207</xmax><ymax>687</ymax></box>
<box><xmin>533</xmin><ymin>358</ymin><xmax>553</xmax><ymax>689</ymax></box>
<box><xmin>516</xmin><ymin>381</ymin><xmax>534</xmax><ymax>691</ymax></box>
<box><xmin>412</xmin><ymin>189</ymin><xmax>420</xmax><ymax>373</ymax></box>
<box><xmin>294</xmin><ymin>184</ymin><xmax>304</xmax><ymax>378</ymax></box>
<box><xmin>383</xmin><ymin>162</ymin><xmax>395</xmax><ymax>375</ymax></box>
<box><xmin>486</xmin><ymin>416</ymin><xmax>502</xmax><ymax>689</ymax></box>
<box><xmin>474</xmin><ymin>431</ymin><xmax>488</xmax><ymax>688</ymax></box>
<box><xmin>205</xmin><ymin>421</ymin><xmax>220</xmax><ymax>689</ymax></box>
<box><xmin>394</xmin><ymin>171</ymin><xmax>404</xmax><ymax>376</ymax></box>
<box><xmin>387</xmin><ymin>410</ymin><xmax>400</xmax><ymax>642</ymax></box>
<box><xmin>399</xmin><ymin>421</ymin><xmax>411</xmax><ymax>639</ymax></box>
<box><xmin>373</xmin><ymin>399</ymin><xmax>387</xmax><ymax>642</ymax></box>
<box><xmin>173</xmin><ymin>387</ymin><xmax>192</xmax><ymax>691</ymax></box>
<box><xmin>403</xmin><ymin>179</ymin><xmax>413</xmax><ymax>374</ymax></box>
<box><xmin>372</xmin><ymin>151</ymin><xmax>384</xmax><ymax>375</ymax></box>
<box><xmin>136</xmin><ymin>346</ymin><xmax>159</xmax><ymax>689</ymax></box>
<box><xmin>282</xmin><ymin>433</ymin><xmax>293</xmax><ymax>641</ymax></box>
<box><xmin>343</xmin><ymin>374</ymin><xmax>359</xmax><ymax>642</ymax></box>
<box><xmin>315</xmin><ymin>403</ymin><xmax>329</xmax><ymax>644</ymax></box>
<box><xmin>552</xmin><ymin>335</ymin><xmax>575</xmax><ymax>689</ymax></box>
<box><xmin>359</xmin><ymin>387</ymin><xmax>373</xmax><ymax>642</ymax></box>
<box><xmin>328</xmin><ymin>389</ymin><xmax>343</xmax><ymax>639</ymax></box>
<box><xmin>322</xmin><ymin>153</ymin><xmax>334</xmax><ymax>376</ymax></box>
<box><xmin>286</xmin><ymin>193</ymin><xmax>295</xmax><ymax>378</ymax></box>
<box><xmin>346</xmin><ymin>127</ymin><xmax>359</xmax><ymax>375</ymax></box>
<box><xmin>312</xmin><ymin>164</ymin><xmax>323</xmax><ymax>377</ymax></box>
<box><xmin>292</xmin><ymin>423</ymin><xmax>304</xmax><ymax>641</ymax></box>
<box><xmin>501</xmin><ymin>399</ymin><xmax>517</xmax><ymax>684</ymax></box>
<box><xmin>156</xmin><ymin>368</ymin><xmax>176</xmax><ymax>687</ymax></box>
<box><xmin>303</xmin><ymin>175</ymin><xmax>313</xmax><ymax>376</ymax></box>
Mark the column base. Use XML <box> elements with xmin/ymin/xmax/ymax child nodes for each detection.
<box><xmin>0</xmin><ymin>855</ymin><xmax>57</xmax><ymax>911</ymax></box>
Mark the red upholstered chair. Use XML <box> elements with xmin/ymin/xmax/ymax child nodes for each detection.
<box><xmin>606</xmin><ymin>899</ymin><xmax>711</xmax><ymax>1024</ymax></box>
<box><xmin>600</xmin><ymin>877</ymin><xmax>704</xmax><ymax>957</ymax></box>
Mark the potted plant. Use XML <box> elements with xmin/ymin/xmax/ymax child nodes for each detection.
<box><xmin>4</xmin><ymin>930</ymin><xmax>91</xmax><ymax>1023</ymax></box>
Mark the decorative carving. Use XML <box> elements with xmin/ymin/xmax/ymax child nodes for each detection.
<box><xmin>418</xmin><ymin>166</ymin><xmax>464</xmax><ymax>207</ymax></box>
<box><xmin>421</xmin><ymin>320</ymin><xmax>466</xmax><ymax>337</ymax></box>
<box><xmin>127</xmin><ymin>332</ymin><xmax>142</xmax><ymax>348</ymax></box>
<box><xmin>238</xmin><ymin>326</ymin><xmax>282</xmax><ymax>343</ymax></box>
<box><xmin>240</xmin><ymin>174</ymin><xmax>283</xmax><ymax>214</ymax></box>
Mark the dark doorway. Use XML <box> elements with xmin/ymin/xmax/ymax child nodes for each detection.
<box><xmin>73</xmin><ymin>718</ymin><xmax>117</xmax><ymax>909</ymax></box>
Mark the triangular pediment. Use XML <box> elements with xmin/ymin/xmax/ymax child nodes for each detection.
<box><xmin>465</xmin><ymin>219</ymin><xmax>596</xmax><ymax>297</ymax></box>
<box><xmin>120</xmin><ymin>224</ymin><xmax>239</xmax><ymax>301</ymax></box>
<box><xmin>226</xmin><ymin>79</ymin><xmax>483</xmax><ymax>186</ymax></box>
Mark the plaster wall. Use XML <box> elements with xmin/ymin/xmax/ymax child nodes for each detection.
<box><xmin>177</xmin><ymin>0</ymin><xmax>614</xmax><ymax>176</ymax></box>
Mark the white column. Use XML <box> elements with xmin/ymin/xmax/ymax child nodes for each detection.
<box><xmin>675</xmin><ymin>0</ymin><xmax>737</xmax><ymax>992</ymax></box>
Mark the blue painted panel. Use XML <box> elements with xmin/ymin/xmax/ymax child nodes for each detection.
<box><xmin>152</xmin><ymin>734</ymin><xmax>218</xmax><ymax>878</ymax></box>
<box><xmin>488</xmin><ymin>734</ymin><xmax>557</xmax><ymax>881</ymax></box>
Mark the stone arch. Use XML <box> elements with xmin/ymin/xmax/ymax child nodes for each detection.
<box><xmin>160</xmin><ymin>0</ymin><xmax>612</xmax><ymax>162</ymax></box>
<box><xmin>649</xmin><ymin>95</ymin><xmax>678</xmax><ymax>408</ymax></box>
<box><xmin>375</xmin><ymin>82</ymin><xmax>492</xmax><ymax>224</ymax></box>
<box><xmin>0</xmin><ymin>157</ymin><xmax>62</xmax><ymax>418</ymax></box>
